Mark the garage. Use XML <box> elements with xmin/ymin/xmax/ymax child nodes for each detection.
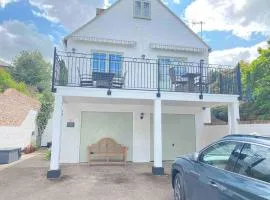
<box><xmin>79</xmin><ymin>112</ymin><xmax>133</xmax><ymax>162</ymax></box>
<box><xmin>151</xmin><ymin>114</ymin><xmax>196</xmax><ymax>161</ymax></box>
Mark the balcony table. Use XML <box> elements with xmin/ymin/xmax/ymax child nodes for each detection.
<box><xmin>181</xmin><ymin>72</ymin><xmax>201</xmax><ymax>92</ymax></box>
<box><xmin>92</xmin><ymin>72</ymin><xmax>115</xmax><ymax>88</ymax></box>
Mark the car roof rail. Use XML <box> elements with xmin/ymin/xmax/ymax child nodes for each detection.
<box><xmin>223</xmin><ymin>134</ymin><xmax>270</xmax><ymax>141</ymax></box>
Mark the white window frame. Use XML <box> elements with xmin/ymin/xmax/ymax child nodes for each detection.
<box><xmin>133</xmin><ymin>0</ymin><xmax>151</xmax><ymax>20</ymax></box>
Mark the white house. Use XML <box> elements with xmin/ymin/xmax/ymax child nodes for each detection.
<box><xmin>47</xmin><ymin>0</ymin><xmax>241</xmax><ymax>178</ymax></box>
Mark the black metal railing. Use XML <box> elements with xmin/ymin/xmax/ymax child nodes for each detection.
<box><xmin>51</xmin><ymin>48</ymin><xmax>242</xmax><ymax>97</ymax></box>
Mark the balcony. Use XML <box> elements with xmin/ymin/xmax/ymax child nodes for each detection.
<box><xmin>52</xmin><ymin>48</ymin><xmax>242</xmax><ymax>97</ymax></box>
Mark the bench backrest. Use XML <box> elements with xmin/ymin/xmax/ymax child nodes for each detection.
<box><xmin>88</xmin><ymin>138</ymin><xmax>126</xmax><ymax>154</ymax></box>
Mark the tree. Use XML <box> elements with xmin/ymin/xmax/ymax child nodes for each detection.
<box><xmin>212</xmin><ymin>41</ymin><xmax>270</xmax><ymax>121</ymax></box>
<box><xmin>248</xmin><ymin>43</ymin><xmax>270</xmax><ymax>119</ymax></box>
<box><xmin>11</xmin><ymin>51</ymin><xmax>51</xmax><ymax>90</ymax></box>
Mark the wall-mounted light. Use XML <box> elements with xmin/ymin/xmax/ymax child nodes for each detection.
<box><xmin>72</xmin><ymin>48</ymin><xmax>76</xmax><ymax>54</ymax></box>
<box><xmin>202</xmin><ymin>107</ymin><xmax>206</xmax><ymax>110</ymax></box>
<box><xmin>141</xmin><ymin>54</ymin><xmax>146</xmax><ymax>59</ymax></box>
<box><xmin>140</xmin><ymin>113</ymin><xmax>144</xmax><ymax>120</ymax></box>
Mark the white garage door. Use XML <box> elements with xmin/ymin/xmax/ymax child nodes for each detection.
<box><xmin>80</xmin><ymin>112</ymin><xmax>133</xmax><ymax>162</ymax></box>
<box><xmin>151</xmin><ymin>114</ymin><xmax>196</xmax><ymax>161</ymax></box>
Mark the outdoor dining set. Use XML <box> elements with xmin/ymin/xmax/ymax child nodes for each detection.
<box><xmin>76</xmin><ymin>66</ymin><xmax>213</xmax><ymax>93</ymax></box>
<box><xmin>168</xmin><ymin>67</ymin><xmax>213</xmax><ymax>93</ymax></box>
<box><xmin>77</xmin><ymin>68</ymin><xmax>127</xmax><ymax>89</ymax></box>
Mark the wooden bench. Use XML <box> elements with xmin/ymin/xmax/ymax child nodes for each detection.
<box><xmin>88</xmin><ymin>138</ymin><xmax>127</xmax><ymax>165</ymax></box>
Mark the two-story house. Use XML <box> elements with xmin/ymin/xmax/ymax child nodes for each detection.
<box><xmin>47</xmin><ymin>0</ymin><xmax>241</xmax><ymax>178</ymax></box>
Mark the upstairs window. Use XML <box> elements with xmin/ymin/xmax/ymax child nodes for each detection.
<box><xmin>134</xmin><ymin>0</ymin><xmax>151</xmax><ymax>19</ymax></box>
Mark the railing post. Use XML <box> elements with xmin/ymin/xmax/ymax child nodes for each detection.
<box><xmin>236</xmin><ymin>63</ymin><xmax>242</xmax><ymax>100</ymax></box>
<box><xmin>199</xmin><ymin>59</ymin><xmax>204</xmax><ymax>99</ymax></box>
<box><xmin>219</xmin><ymin>72</ymin><xmax>223</xmax><ymax>94</ymax></box>
<box><xmin>157</xmin><ymin>60</ymin><xmax>161</xmax><ymax>97</ymax></box>
<box><xmin>51</xmin><ymin>47</ymin><xmax>57</xmax><ymax>93</ymax></box>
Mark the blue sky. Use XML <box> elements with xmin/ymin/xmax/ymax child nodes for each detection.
<box><xmin>0</xmin><ymin>0</ymin><xmax>269</xmax><ymax>64</ymax></box>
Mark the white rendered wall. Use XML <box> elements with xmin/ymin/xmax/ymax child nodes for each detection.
<box><xmin>133</xmin><ymin>111</ymin><xmax>151</xmax><ymax>162</ymax></box>
<box><xmin>41</xmin><ymin>118</ymin><xmax>52</xmax><ymax>146</ymax></box>
<box><xmin>0</xmin><ymin>110</ymin><xmax>38</xmax><ymax>149</ymax></box>
<box><xmin>198</xmin><ymin>123</ymin><xmax>270</xmax><ymax>150</ymax></box>
<box><xmin>67</xmin><ymin>0</ymin><xmax>208</xmax><ymax>59</ymax></box>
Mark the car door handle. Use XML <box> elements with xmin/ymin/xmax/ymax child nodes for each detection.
<box><xmin>208</xmin><ymin>181</ymin><xmax>227</xmax><ymax>192</ymax></box>
<box><xmin>209</xmin><ymin>181</ymin><xmax>219</xmax><ymax>189</ymax></box>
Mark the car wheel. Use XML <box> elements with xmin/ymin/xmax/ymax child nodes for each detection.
<box><xmin>174</xmin><ymin>173</ymin><xmax>185</xmax><ymax>200</ymax></box>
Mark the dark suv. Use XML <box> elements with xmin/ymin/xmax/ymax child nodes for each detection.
<box><xmin>172</xmin><ymin>134</ymin><xmax>270</xmax><ymax>200</ymax></box>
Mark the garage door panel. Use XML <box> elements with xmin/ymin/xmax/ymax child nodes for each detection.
<box><xmin>151</xmin><ymin>114</ymin><xmax>196</xmax><ymax>161</ymax></box>
<box><xmin>80</xmin><ymin>112</ymin><xmax>133</xmax><ymax>162</ymax></box>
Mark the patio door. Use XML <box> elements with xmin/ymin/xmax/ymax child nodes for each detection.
<box><xmin>158</xmin><ymin>57</ymin><xmax>187</xmax><ymax>90</ymax></box>
<box><xmin>80</xmin><ymin>112</ymin><xmax>133</xmax><ymax>162</ymax></box>
<box><xmin>92</xmin><ymin>52</ymin><xmax>122</xmax><ymax>76</ymax></box>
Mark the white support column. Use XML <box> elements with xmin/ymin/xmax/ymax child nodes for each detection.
<box><xmin>228</xmin><ymin>102</ymin><xmax>240</xmax><ymax>135</ymax></box>
<box><xmin>47</xmin><ymin>95</ymin><xmax>63</xmax><ymax>179</ymax></box>
<box><xmin>152</xmin><ymin>99</ymin><xmax>164</xmax><ymax>175</ymax></box>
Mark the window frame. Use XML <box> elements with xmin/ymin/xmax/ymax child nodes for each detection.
<box><xmin>198</xmin><ymin>141</ymin><xmax>242</xmax><ymax>171</ymax></box>
<box><xmin>198</xmin><ymin>139</ymin><xmax>270</xmax><ymax>186</ymax></box>
<box><xmin>158</xmin><ymin>56</ymin><xmax>188</xmax><ymax>83</ymax></box>
<box><xmin>91</xmin><ymin>50</ymin><xmax>123</xmax><ymax>74</ymax></box>
<box><xmin>133</xmin><ymin>0</ymin><xmax>151</xmax><ymax>20</ymax></box>
<box><xmin>234</xmin><ymin>143</ymin><xmax>270</xmax><ymax>184</ymax></box>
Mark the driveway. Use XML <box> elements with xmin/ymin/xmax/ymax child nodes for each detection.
<box><xmin>0</xmin><ymin>153</ymin><xmax>174</xmax><ymax>200</ymax></box>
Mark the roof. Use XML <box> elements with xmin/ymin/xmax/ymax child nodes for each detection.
<box><xmin>63</xmin><ymin>0</ymin><xmax>210</xmax><ymax>50</ymax></box>
<box><xmin>0</xmin><ymin>59</ymin><xmax>10</xmax><ymax>67</ymax></box>
<box><xmin>222</xmin><ymin>134</ymin><xmax>270</xmax><ymax>147</ymax></box>
<box><xmin>0</xmin><ymin>89</ymin><xmax>40</xmax><ymax>126</ymax></box>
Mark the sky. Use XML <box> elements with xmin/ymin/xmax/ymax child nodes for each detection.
<box><xmin>0</xmin><ymin>0</ymin><xmax>269</xmax><ymax>65</ymax></box>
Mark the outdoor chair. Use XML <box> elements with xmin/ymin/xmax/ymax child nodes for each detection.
<box><xmin>77</xmin><ymin>67</ymin><xmax>93</xmax><ymax>87</ymax></box>
<box><xmin>169</xmin><ymin>67</ymin><xmax>188</xmax><ymax>91</ymax></box>
<box><xmin>194</xmin><ymin>75</ymin><xmax>214</xmax><ymax>93</ymax></box>
<box><xmin>112</xmin><ymin>72</ymin><xmax>127</xmax><ymax>89</ymax></box>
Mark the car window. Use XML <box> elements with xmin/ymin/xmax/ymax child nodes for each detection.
<box><xmin>234</xmin><ymin>143</ymin><xmax>270</xmax><ymax>183</ymax></box>
<box><xmin>199</xmin><ymin>141</ymin><xmax>239</xmax><ymax>170</ymax></box>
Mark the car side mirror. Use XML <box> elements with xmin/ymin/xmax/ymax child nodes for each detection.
<box><xmin>191</xmin><ymin>152</ymin><xmax>199</xmax><ymax>162</ymax></box>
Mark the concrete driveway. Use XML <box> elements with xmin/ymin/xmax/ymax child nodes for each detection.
<box><xmin>0</xmin><ymin>153</ymin><xmax>174</xmax><ymax>200</ymax></box>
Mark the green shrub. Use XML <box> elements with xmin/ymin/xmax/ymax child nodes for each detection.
<box><xmin>45</xmin><ymin>150</ymin><xmax>51</xmax><ymax>160</ymax></box>
<box><xmin>59</xmin><ymin>60</ymin><xmax>68</xmax><ymax>86</ymax></box>
<box><xmin>0</xmin><ymin>68</ymin><xmax>31</xmax><ymax>94</ymax></box>
<box><xmin>0</xmin><ymin>68</ymin><xmax>17</xmax><ymax>92</ymax></box>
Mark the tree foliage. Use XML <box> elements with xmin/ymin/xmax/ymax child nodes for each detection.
<box><xmin>10</xmin><ymin>51</ymin><xmax>51</xmax><ymax>90</ymax></box>
<box><xmin>243</xmin><ymin>43</ymin><xmax>270</xmax><ymax>119</ymax></box>
<box><xmin>36</xmin><ymin>91</ymin><xmax>54</xmax><ymax>135</ymax></box>
<box><xmin>212</xmin><ymin>41</ymin><xmax>270</xmax><ymax>121</ymax></box>
<box><xmin>0</xmin><ymin>68</ymin><xmax>30</xmax><ymax>95</ymax></box>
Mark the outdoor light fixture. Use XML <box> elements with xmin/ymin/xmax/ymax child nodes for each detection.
<box><xmin>141</xmin><ymin>54</ymin><xmax>146</xmax><ymax>59</ymax></box>
<box><xmin>72</xmin><ymin>48</ymin><xmax>76</xmax><ymax>53</ymax></box>
<box><xmin>140</xmin><ymin>113</ymin><xmax>144</xmax><ymax>119</ymax></box>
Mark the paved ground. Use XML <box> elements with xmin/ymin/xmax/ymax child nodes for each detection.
<box><xmin>0</xmin><ymin>153</ymin><xmax>174</xmax><ymax>200</ymax></box>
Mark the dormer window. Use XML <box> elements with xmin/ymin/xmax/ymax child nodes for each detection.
<box><xmin>134</xmin><ymin>0</ymin><xmax>151</xmax><ymax>19</ymax></box>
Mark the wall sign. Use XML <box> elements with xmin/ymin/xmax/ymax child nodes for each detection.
<box><xmin>67</xmin><ymin>122</ymin><xmax>75</xmax><ymax>128</ymax></box>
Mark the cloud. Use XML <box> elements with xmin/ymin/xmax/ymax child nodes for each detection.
<box><xmin>29</xmin><ymin>0</ymin><xmax>106</xmax><ymax>31</ymax></box>
<box><xmin>0</xmin><ymin>0</ymin><xmax>18</xmax><ymax>8</ymax></box>
<box><xmin>0</xmin><ymin>20</ymin><xmax>54</xmax><ymax>62</ymax></box>
<box><xmin>172</xmin><ymin>0</ymin><xmax>180</xmax><ymax>4</ymax></box>
<box><xmin>184</xmin><ymin>0</ymin><xmax>270</xmax><ymax>39</ymax></box>
<box><xmin>209</xmin><ymin>41</ymin><xmax>268</xmax><ymax>65</ymax></box>
<box><xmin>104</xmin><ymin>0</ymin><xmax>111</xmax><ymax>8</ymax></box>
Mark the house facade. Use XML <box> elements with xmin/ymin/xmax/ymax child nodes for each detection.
<box><xmin>47</xmin><ymin>0</ymin><xmax>241</xmax><ymax>178</ymax></box>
